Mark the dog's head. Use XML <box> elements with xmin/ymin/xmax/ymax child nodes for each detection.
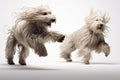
<box><xmin>85</xmin><ymin>9</ymin><xmax>110</xmax><ymax>33</ymax></box>
<box><xmin>18</xmin><ymin>5</ymin><xmax>56</xmax><ymax>27</ymax></box>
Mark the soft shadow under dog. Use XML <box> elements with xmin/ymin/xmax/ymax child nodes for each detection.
<box><xmin>58</xmin><ymin>61</ymin><xmax>120</xmax><ymax>65</ymax></box>
<box><xmin>0</xmin><ymin>64</ymin><xmax>59</xmax><ymax>70</ymax></box>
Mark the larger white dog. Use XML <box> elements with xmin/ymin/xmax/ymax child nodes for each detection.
<box><xmin>5</xmin><ymin>5</ymin><xmax>65</xmax><ymax>65</ymax></box>
<box><xmin>60</xmin><ymin>10</ymin><xmax>110</xmax><ymax>64</ymax></box>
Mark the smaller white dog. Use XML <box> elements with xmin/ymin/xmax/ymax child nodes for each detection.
<box><xmin>60</xmin><ymin>10</ymin><xmax>110</xmax><ymax>64</ymax></box>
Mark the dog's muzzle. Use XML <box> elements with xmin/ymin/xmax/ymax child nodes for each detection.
<box><xmin>46</xmin><ymin>18</ymin><xmax>56</xmax><ymax>27</ymax></box>
<box><xmin>97</xmin><ymin>24</ymin><xmax>104</xmax><ymax>30</ymax></box>
<box><xmin>51</xmin><ymin>18</ymin><xmax>56</xmax><ymax>22</ymax></box>
<box><xmin>50</xmin><ymin>15</ymin><xmax>56</xmax><ymax>23</ymax></box>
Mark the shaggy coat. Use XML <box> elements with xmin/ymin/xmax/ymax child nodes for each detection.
<box><xmin>6</xmin><ymin>5</ymin><xmax>65</xmax><ymax>65</ymax></box>
<box><xmin>60</xmin><ymin>10</ymin><xmax>110</xmax><ymax>64</ymax></box>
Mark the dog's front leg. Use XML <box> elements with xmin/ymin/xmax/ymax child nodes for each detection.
<box><xmin>102</xmin><ymin>42</ymin><xmax>110</xmax><ymax>57</ymax></box>
<box><xmin>27</xmin><ymin>34</ymin><xmax>48</xmax><ymax>57</ymax></box>
<box><xmin>34</xmin><ymin>41</ymin><xmax>48</xmax><ymax>57</ymax></box>
<box><xmin>49</xmin><ymin>31</ymin><xmax>65</xmax><ymax>42</ymax></box>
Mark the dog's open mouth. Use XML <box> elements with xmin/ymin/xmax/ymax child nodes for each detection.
<box><xmin>97</xmin><ymin>24</ymin><xmax>105</xmax><ymax>31</ymax></box>
<box><xmin>45</xmin><ymin>19</ymin><xmax>56</xmax><ymax>27</ymax></box>
<box><xmin>46</xmin><ymin>21</ymin><xmax>55</xmax><ymax>27</ymax></box>
<box><xmin>97</xmin><ymin>27</ymin><xmax>105</xmax><ymax>32</ymax></box>
<box><xmin>97</xmin><ymin>27</ymin><xmax>102</xmax><ymax>30</ymax></box>
<box><xmin>46</xmin><ymin>22</ymin><xmax>51</xmax><ymax>26</ymax></box>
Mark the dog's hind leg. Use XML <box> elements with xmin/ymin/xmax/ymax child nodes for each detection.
<box><xmin>82</xmin><ymin>53</ymin><xmax>91</xmax><ymax>64</ymax></box>
<box><xmin>60</xmin><ymin>43</ymin><xmax>75</xmax><ymax>62</ymax></box>
<box><xmin>61</xmin><ymin>52</ymin><xmax>72</xmax><ymax>62</ymax></box>
<box><xmin>18</xmin><ymin>45</ymin><xmax>29</xmax><ymax>65</ymax></box>
<box><xmin>5</xmin><ymin>34</ymin><xmax>17</xmax><ymax>65</ymax></box>
<box><xmin>80</xmin><ymin>48</ymin><xmax>91</xmax><ymax>64</ymax></box>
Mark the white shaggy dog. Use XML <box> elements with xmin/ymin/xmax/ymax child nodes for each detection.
<box><xmin>5</xmin><ymin>5</ymin><xmax>65</xmax><ymax>65</ymax></box>
<box><xmin>60</xmin><ymin>10</ymin><xmax>110</xmax><ymax>64</ymax></box>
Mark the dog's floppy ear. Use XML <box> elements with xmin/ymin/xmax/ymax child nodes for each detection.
<box><xmin>103</xmin><ymin>13</ymin><xmax>110</xmax><ymax>23</ymax></box>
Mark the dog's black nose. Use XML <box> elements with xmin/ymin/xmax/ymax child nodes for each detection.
<box><xmin>100</xmin><ymin>24</ymin><xmax>104</xmax><ymax>27</ymax></box>
<box><xmin>98</xmin><ymin>24</ymin><xmax>104</xmax><ymax>29</ymax></box>
<box><xmin>51</xmin><ymin>19</ymin><xmax>56</xmax><ymax>22</ymax></box>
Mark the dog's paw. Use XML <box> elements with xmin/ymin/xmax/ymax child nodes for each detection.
<box><xmin>8</xmin><ymin>61</ymin><xmax>15</xmax><ymax>65</ymax></box>
<box><xmin>105</xmin><ymin>49</ymin><xmax>110</xmax><ymax>57</ymax></box>
<box><xmin>84</xmin><ymin>61</ymin><xmax>90</xmax><ymax>64</ymax></box>
<box><xmin>82</xmin><ymin>59</ymin><xmax>90</xmax><ymax>64</ymax></box>
<box><xmin>65</xmin><ymin>58</ymin><xmax>72</xmax><ymax>62</ymax></box>
<box><xmin>20</xmin><ymin>63</ymin><xmax>26</xmax><ymax>65</ymax></box>
<box><xmin>8</xmin><ymin>58</ymin><xmax>15</xmax><ymax>65</ymax></box>
<box><xmin>19</xmin><ymin>59</ymin><xmax>26</xmax><ymax>65</ymax></box>
<box><xmin>37</xmin><ymin>49</ymin><xmax>48</xmax><ymax>57</ymax></box>
<box><xmin>39</xmin><ymin>52</ymin><xmax>48</xmax><ymax>57</ymax></box>
<box><xmin>57</xmin><ymin>35</ymin><xmax>65</xmax><ymax>42</ymax></box>
<box><xmin>105</xmin><ymin>53</ymin><xmax>109</xmax><ymax>57</ymax></box>
<box><xmin>104</xmin><ymin>44</ymin><xmax>110</xmax><ymax>57</ymax></box>
<box><xmin>66</xmin><ymin>59</ymin><xmax>72</xmax><ymax>62</ymax></box>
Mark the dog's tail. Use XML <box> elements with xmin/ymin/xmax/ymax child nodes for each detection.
<box><xmin>5</xmin><ymin>33</ymin><xmax>17</xmax><ymax>62</ymax></box>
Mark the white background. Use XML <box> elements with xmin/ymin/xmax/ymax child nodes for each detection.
<box><xmin>0</xmin><ymin>0</ymin><xmax>120</xmax><ymax>80</ymax></box>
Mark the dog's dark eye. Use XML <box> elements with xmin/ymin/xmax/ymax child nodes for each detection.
<box><xmin>42</xmin><ymin>12</ymin><xmax>47</xmax><ymax>15</ymax></box>
<box><xmin>96</xmin><ymin>19</ymin><xmax>99</xmax><ymax>21</ymax></box>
